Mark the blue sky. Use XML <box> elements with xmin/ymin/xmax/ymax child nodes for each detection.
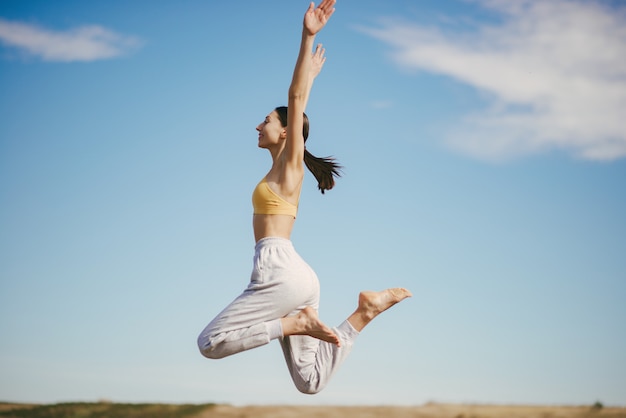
<box><xmin>1</xmin><ymin>0</ymin><xmax>625</xmax><ymax>407</ymax></box>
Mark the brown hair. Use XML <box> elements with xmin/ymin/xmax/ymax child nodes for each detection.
<box><xmin>275</xmin><ymin>106</ymin><xmax>342</xmax><ymax>194</ymax></box>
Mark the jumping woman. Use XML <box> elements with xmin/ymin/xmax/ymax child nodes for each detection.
<box><xmin>197</xmin><ymin>0</ymin><xmax>411</xmax><ymax>394</ymax></box>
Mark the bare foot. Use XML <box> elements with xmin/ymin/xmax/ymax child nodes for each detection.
<box><xmin>283</xmin><ymin>307</ymin><xmax>341</xmax><ymax>346</ymax></box>
<box><xmin>360</xmin><ymin>288</ymin><xmax>412</xmax><ymax>316</ymax></box>
<box><xmin>349</xmin><ymin>288</ymin><xmax>412</xmax><ymax>332</ymax></box>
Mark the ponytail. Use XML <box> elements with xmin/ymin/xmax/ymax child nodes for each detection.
<box><xmin>304</xmin><ymin>149</ymin><xmax>342</xmax><ymax>194</ymax></box>
<box><xmin>275</xmin><ymin>106</ymin><xmax>343</xmax><ymax>194</ymax></box>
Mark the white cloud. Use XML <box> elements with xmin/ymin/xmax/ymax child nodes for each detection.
<box><xmin>0</xmin><ymin>18</ymin><xmax>142</xmax><ymax>62</ymax></box>
<box><xmin>359</xmin><ymin>0</ymin><xmax>626</xmax><ymax>161</ymax></box>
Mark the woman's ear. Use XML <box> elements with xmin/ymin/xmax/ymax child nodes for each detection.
<box><xmin>280</xmin><ymin>129</ymin><xmax>287</xmax><ymax>139</ymax></box>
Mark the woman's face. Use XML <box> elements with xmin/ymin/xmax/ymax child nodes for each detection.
<box><xmin>256</xmin><ymin>111</ymin><xmax>286</xmax><ymax>149</ymax></box>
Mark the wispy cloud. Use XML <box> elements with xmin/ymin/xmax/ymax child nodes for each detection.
<box><xmin>359</xmin><ymin>0</ymin><xmax>626</xmax><ymax>161</ymax></box>
<box><xmin>0</xmin><ymin>18</ymin><xmax>142</xmax><ymax>62</ymax></box>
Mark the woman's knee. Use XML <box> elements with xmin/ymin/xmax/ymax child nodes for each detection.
<box><xmin>197</xmin><ymin>333</ymin><xmax>227</xmax><ymax>359</ymax></box>
<box><xmin>294</xmin><ymin>377</ymin><xmax>325</xmax><ymax>395</ymax></box>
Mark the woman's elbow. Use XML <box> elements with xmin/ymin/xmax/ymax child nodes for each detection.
<box><xmin>288</xmin><ymin>88</ymin><xmax>306</xmax><ymax>102</ymax></box>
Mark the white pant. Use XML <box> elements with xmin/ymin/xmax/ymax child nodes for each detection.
<box><xmin>197</xmin><ymin>237</ymin><xmax>359</xmax><ymax>394</ymax></box>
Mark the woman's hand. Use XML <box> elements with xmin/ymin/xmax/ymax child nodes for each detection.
<box><xmin>303</xmin><ymin>0</ymin><xmax>336</xmax><ymax>36</ymax></box>
<box><xmin>310</xmin><ymin>44</ymin><xmax>326</xmax><ymax>80</ymax></box>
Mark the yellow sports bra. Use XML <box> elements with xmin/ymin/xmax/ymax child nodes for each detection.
<box><xmin>252</xmin><ymin>177</ymin><xmax>299</xmax><ymax>218</ymax></box>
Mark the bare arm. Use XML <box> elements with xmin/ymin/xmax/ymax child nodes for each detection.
<box><xmin>284</xmin><ymin>0</ymin><xmax>335</xmax><ymax>169</ymax></box>
<box><xmin>302</xmin><ymin>44</ymin><xmax>327</xmax><ymax>111</ymax></box>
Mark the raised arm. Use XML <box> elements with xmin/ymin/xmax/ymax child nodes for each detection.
<box><xmin>284</xmin><ymin>0</ymin><xmax>335</xmax><ymax>168</ymax></box>
<box><xmin>302</xmin><ymin>44</ymin><xmax>326</xmax><ymax>110</ymax></box>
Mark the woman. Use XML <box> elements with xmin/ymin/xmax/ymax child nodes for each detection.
<box><xmin>197</xmin><ymin>0</ymin><xmax>411</xmax><ymax>394</ymax></box>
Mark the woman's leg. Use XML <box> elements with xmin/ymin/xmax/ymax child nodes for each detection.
<box><xmin>346</xmin><ymin>288</ymin><xmax>413</xmax><ymax>332</ymax></box>
<box><xmin>198</xmin><ymin>237</ymin><xmax>412</xmax><ymax>393</ymax></box>
<box><xmin>197</xmin><ymin>290</ymin><xmax>286</xmax><ymax>359</ymax></box>
<box><xmin>197</xmin><ymin>237</ymin><xmax>327</xmax><ymax>359</ymax></box>
<box><xmin>279</xmin><ymin>288</ymin><xmax>412</xmax><ymax>394</ymax></box>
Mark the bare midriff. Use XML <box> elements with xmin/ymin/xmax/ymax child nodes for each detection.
<box><xmin>253</xmin><ymin>214</ymin><xmax>296</xmax><ymax>243</ymax></box>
